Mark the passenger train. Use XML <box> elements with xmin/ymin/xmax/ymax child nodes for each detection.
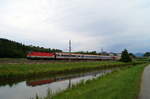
<box><xmin>27</xmin><ymin>52</ymin><xmax>119</xmax><ymax>61</ymax></box>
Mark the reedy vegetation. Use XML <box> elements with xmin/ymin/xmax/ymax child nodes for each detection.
<box><xmin>0</xmin><ymin>61</ymin><xmax>127</xmax><ymax>79</ymax></box>
<box><xmin>0</xmin><ymin>61</ymin><xmax>144</xmax><ymax>80</ymax></box>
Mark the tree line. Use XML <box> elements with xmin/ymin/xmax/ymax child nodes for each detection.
<box><xmin>144</xmin><ymin>52</ymin><xmax>150</xmax><ymax>57</ymax></box>
<box><xmin>0</xmin><ymin>38</ymin><xmax>62</xmax><ymax>58</ymax></box>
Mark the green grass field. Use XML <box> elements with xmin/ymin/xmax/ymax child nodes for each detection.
<box><xmin>49</xmin><ymin>64</ymin><xmax>146</xmax><ymax>99</ymax></box>
<box><xmin>0</xmin><ymin>61</ymin><xmax>129</xmax><ymax>79</ymax></box>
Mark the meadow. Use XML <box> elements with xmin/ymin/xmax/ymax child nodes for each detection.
<box><xmin>0</xmin><ymin>61</ymin><xmax>138</xmax><ymax>80</ymax></box>
<box><xmin>0</xmin><ymin>61</ymin><xmax>125</xmax><ymax>78</ymax></box>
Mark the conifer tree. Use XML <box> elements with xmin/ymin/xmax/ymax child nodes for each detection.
<box><xmin>120</xmin><ymin>49</ymin><xmax>132</xmax><ymax>62</ymax></box>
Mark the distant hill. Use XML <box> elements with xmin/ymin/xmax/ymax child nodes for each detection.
<box><xmin>134</xmin><ymin>53</ymin><xmax>144</xmax><ymax>57</ymax></box>
<box><xmin>0</xmin><ymin>38</ymin><xmax>62</xmax><ymax>58</ymax></box>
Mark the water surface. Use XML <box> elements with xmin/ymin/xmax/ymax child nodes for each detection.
<box><xmin>0</xmin><ymin>69</ymin><xmax>115</xmax><ymax>99</ymax></box>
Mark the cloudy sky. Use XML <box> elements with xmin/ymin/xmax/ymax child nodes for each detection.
<box><xmin>1</xmin><ymin>0</ymin><xmax>150</xmax><ymax>53</ymax></box>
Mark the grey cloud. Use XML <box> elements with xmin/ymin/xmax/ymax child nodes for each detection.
<box><xmin>1</xmin><ymin>0</ymin><xmax>150</xmax><ymax>53</ymax></box>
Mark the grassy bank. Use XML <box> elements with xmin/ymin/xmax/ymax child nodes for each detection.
<box><xmin>0</xmin><ymin>61</ymin><xmax>145</xmax><ymax>80</ymax></box>
<box><xmin>0</xmin><ymin>61</ymin><xmax>125</xmax><ymax>79</ymax></box>
<box><xmin>48</xmin><ymin>64</ymin><xmax>146</xmax><ymax>99</ymax></box>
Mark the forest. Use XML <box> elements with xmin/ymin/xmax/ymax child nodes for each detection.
<box><xmin>0</xmin><ymin>38</ymin><xmax>62</xmax><ymax>58</ymax></box>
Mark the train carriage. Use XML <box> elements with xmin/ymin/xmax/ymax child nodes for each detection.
<box><xmin>27</xmin><ymin>51</ymin><xmax>119</xmax><ymax>61</ymax></box>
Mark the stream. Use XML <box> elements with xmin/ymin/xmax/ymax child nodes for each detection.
<box><xmin>0</xmin><ymin>68</ymin><xmax>118</xmax><ymax>99</ymax></box>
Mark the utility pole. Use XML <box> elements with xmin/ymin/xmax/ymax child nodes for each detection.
<box><xmin>101</xmin><ymin>48</ymin><xmax>103</xmax><ymax>54</ymax></box>
<box><xmin>69</xmin><ymin>40</ymin><xmax>71</xmax><ymax>62</ymax></box>
<box><xmin>69</xmin><ymin>40</ymin><xmax>71</xmax><ymax>53</ymax></box>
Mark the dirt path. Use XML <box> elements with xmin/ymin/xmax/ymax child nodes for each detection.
<box><xmin>139</xmin><ymin>65</ymin><xmax>150</xmax><ymax>99</ymax></box>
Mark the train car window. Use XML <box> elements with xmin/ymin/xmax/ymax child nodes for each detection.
<box><xmin>71</xmin><ymin>55</ymin><xmax>76</xmax><ymax>57</ymax></box>
<box><xmin>63</xmin><ymin>55</ymin><xmax>69</xmax><ymax>57</ymax></box>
